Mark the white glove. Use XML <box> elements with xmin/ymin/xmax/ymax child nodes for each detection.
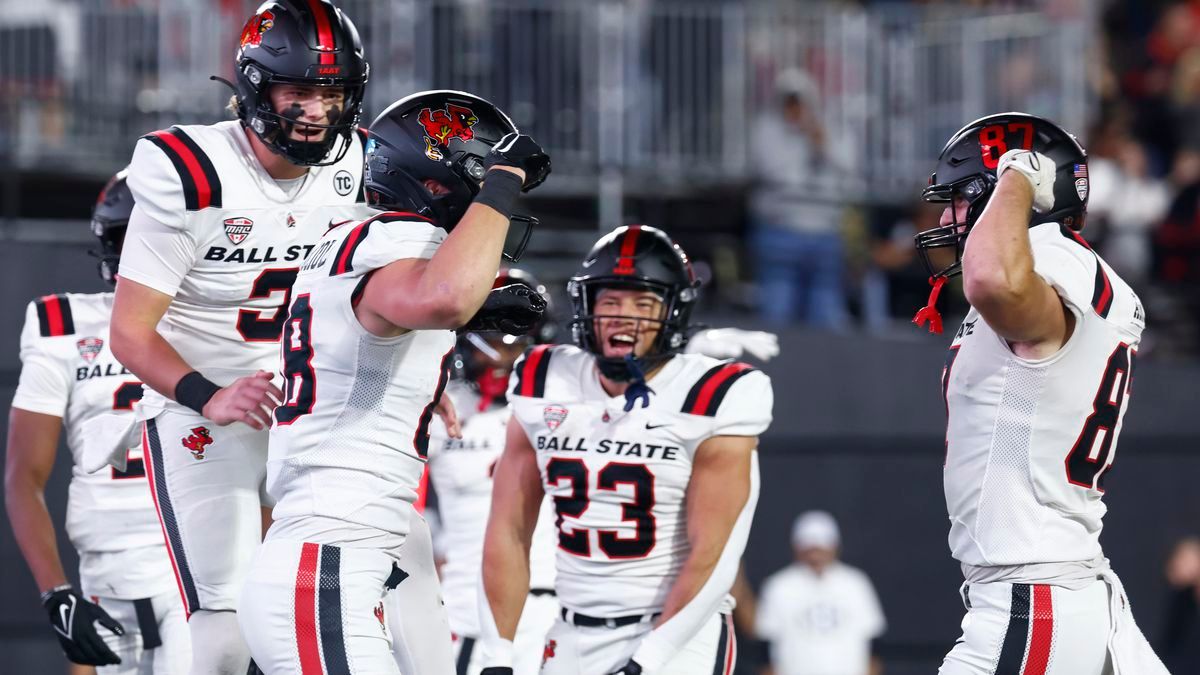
<box><xmin>686</xmin><ymin>328</ymin><xmax>780</xmax><ymax>362</ymax></box>
<box><xmin>996</xmin><ymin>149</ymin><xmax>1056</xmax><ymax>213</ymax></box>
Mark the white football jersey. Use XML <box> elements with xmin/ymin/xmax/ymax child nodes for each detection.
<box><xmin>11</xmin><ymin>292</ymin><xmax>175</xmax><ymax>599</ymax></box>
<box><xmin>266</xmin><ymin>211</ymin><xmax>455</xmax><ymax>558</ymax></box>
<box><xmin>508</xmin><ymin>345</ymin><xmax>773</xmax><ymax>617</ymax></box>
<box><xmin>944</xmin><ymin>222</ymin><xmax>1145</xmax><ymax>571</ymax></box>
<box><xmin>426</xmin><ymin>380</ymin><xmax>558</xmax><ymax>636</ymax></box>
<box><xmin>121</xmin><ymin>120</ymin><xmax>374</xmax><ymax>412</ymax></box>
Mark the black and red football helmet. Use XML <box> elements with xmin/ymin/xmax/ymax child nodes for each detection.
<box><xmin>916</xmin><ymin>112</ymin><xmax>1089</xmax><ymax>279</ymax></box>
<box><xmin>90</xmin><ymin>169</ymin><xmax>134</xmax><ymax>285</ymax></box>
<box><xmin>232</xmin><ymin>0</ymin><xmax>369</xmax><ymax>166</ymax></box>
<box><xmin>568</xmin><ymin>225</ymin><xmax>699</xmax><ymax>381</ymax></box>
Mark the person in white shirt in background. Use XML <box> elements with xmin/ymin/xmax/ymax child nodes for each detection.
<box><xmin>756</xmin><ymin>511</ymin><xmax>885</xmax><ymax>675</ymax></box>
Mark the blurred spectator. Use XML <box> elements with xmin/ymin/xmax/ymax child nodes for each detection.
<box><xmin>748</xmin><ymin>70</ymin><xmax>855</xmax><ymax>329</ymax></box>
<box><xmin>756</xmin><ymin>511</ymin><xmax>885</xmax><ymax>675</ymax></box>
<box><xmin>1087</xmin><ymin>137</ymin><xmax>1171</xmax><ymax>285</ymax></box>
<box><xmin>1160</xmin><ymin>536</ymin><xmax>1200</xmax><ymax>673</ymax></box>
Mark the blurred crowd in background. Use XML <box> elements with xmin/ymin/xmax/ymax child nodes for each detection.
<box><xmin>748</xmin><ymin>0</ymin><xmax>1200</xmax><ymax>362</ymax></box>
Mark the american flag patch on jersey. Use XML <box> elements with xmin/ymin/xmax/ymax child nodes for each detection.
<box><xmin>1074</xmin><ymin>163</ymin><xmax>1088</xmax><ymax>178</ymax></box>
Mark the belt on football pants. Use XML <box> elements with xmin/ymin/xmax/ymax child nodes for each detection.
<box><xmin>132</xmin><ymin>597</ymin><xmax>162</xmax><ymax>649</ymax></box>
<box><xmin>561</xmin><ymin>607</ymin><xmax>660</xmax><ymax>628</ymax></box>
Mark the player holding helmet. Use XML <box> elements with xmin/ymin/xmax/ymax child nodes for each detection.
<box><xmin>480</xmin><ymin>225</ymin><xmax>772</xmax><ymax>675</ymax></box>
<box><xmin>914</xmin><ymin>112</ymin><xmax>1168</xmax><ymax>674</ymax></box>
<box><xmin>237</xmin><ymin>89</ymin><xmax>550</xmax><ymax>674</ymax></box>
<box><xmin>108</xmin><ymin>2</ymin><xmax>371</xmax><ymax>672</ymax></box>
<box><xmin>5</xmin><ymin>172</ymin><xmax>191</xmax><ymax>673</ymax></box>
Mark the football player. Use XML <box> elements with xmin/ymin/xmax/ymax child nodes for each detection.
<box><xmin>237</xmin><ymin>89</ymin><xmax>550</xmax><ymax>674</ymax></box>
<box><xmin>4</xmin><ymin>171</ymin><xmax>191</xmax><ymax>673</ymax></box>
<box><xmin>107</xmin><ymin>2</ymin><xmax>371</xmax><ymax>672</ymax></box>
<box><xmin>427</xmin><ymin>267</ymin><xmax>562</xmax><ymax>675</ymax></box>
<box><xmin>913</xmin><ymin>113</ymin><xmax>1169</xmax><ymax>674</ymax></box>
<box><xmin>480</xmin><ymin>224</ymin><xmax>773</xmax><ymax>675</ymax></box>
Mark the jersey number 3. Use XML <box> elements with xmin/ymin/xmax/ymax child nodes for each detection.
<box><xmin>237</xmin><ymin>268</ymin><xmax>299</xmax><ymax>342</ymax></box>
<box><xmin>1065</xmin><ymin>343</ymin><xmax>1135</xmax><ymax>491</ymax></box>
<box><xmin>546</xmin><ymin>458</ymin><xmax>656</xmax><ymax>559</ymax></box>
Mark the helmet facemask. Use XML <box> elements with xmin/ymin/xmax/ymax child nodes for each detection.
<box><xmin>914</xmin><ymin>173</ymin><xmax>996</xmax><ymax>279</ymax></box>
<box><xmin>238</xmin><ymin>65</ymin><xmax>366</xmax><ymax>167</ymax></box>
<box><xmin>568</xmin><ymin>278</ymin><xmax>696</xmax><ymax>383</ymax></box>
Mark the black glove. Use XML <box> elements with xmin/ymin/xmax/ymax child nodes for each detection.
<box><xmin>485</xmin><ymin>133</ymin><xmax>552</xmax><ymax>191</ymax></box>
<box><xmin>480</xmin><ymin>669</ymin><xmax>514</xmax><ymax>675</ymax></box>
<box><xmin>42</xmin><ymin>586</ymin><xmax>125</xmax><ymax>665</ymax></box>
<box><xmin>608</xmin><ymin>659</ymin><xmax>644</xmax><ymax>675</ymax></box>
<box><xmin>460</xmin><ymin>284</ymin><xmax>547</xmax><ymax>335</ymax></box>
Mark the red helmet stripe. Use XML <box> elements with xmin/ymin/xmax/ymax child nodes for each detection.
<box><xmin>305</xmin><ymin>0</ymin><xmax>337</xmax><ymax>65</ymax></box>
<box><xmin>613</xmin><ymin>224</ymin><xmax>642</xmax><ymax>275</ymax></box>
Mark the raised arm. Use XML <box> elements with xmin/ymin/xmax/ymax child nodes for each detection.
<box><xmin>962</xmin><ymin>151</ymin><xmax>1073</xmax><ymax>351</ymax></box>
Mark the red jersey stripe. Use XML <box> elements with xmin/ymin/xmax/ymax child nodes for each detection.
<box><xmin>150</xmin><ymin>131</ymin><xmax>213</xmax><ymax>210</ymax></box>
<box><xmin>40</xmin><ymin>295</ymin><xmax>65</xmax><ymax>336</ymax></box>
<box><xmin>690</xmin><ymin>363</ymin><xmax>753</xmax><ymax>416</ymax></box>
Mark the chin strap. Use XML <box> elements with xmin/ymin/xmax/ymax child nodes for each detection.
<box><xmin>913</xmin><ymin>276</ymin><xmax>948</xmax><ymax>335</ymax></box>
<box><xmin>476</xmin><ymin>368</ymin><xmax>509</xmax><ymax>412</ymax></box>
<box><xmin>622</xmin><ymin>355</ymin><xmax>655</xmax><ymax>412</ymax></box>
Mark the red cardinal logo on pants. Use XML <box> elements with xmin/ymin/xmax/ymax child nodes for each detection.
<box><xmin>542</xmin><ymin>639</ymin><xmax>557</xmax><ymax>664</ymax></box>
<box><xmin>181</xmin><ymin>426</ymin><xmax>213</xmax><ymax>461</ymax></box>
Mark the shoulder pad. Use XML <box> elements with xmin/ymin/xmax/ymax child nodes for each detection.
<box><xmin>511</xmin><ymin>344</ymin><xmax>557</xmax><ymax>398</ymax></box>
<box><xmin>1049</xmin><ymin>224</ymin><xmax>1114</xmax><ymax>318</ymax></box>
<box><xmin>681</xmin><ymin>361</ymin><xmax>758</xmax><ymax>417</ymax></box>
<box><xmin>328</xmin><ymin>211</ymin><xmax>437</xmax><ymax>276</ymax></box>
<box><xmin>33</xmin><ymin>294</ymin><xmax>75</xmax><ymax>337</ymax></box>
<box><xmin>140</xmin><ymin>127</ymin><xmax>223</xmax><ymax>211</ymax></box>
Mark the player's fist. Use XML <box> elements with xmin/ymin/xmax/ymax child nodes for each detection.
<box><xmin>42</xmin><ymin>586</ymin><xmax>124</xmax><ymax>665</ymax></box>
<box><xmin>201</xmin><ymin>370</ymin><xmax>284</xmax><ymax>430</ymax></box>
<box><xmin>997</xmin><ymin>149</ymin><xmax>1057</xmax><ymax>213</ymax></box>
<box><xmin>460</xmin><ymin>284</ymin><xmax>547</xmax><ymax>336</ymax></box>
<box><xmin>686</xmin><ymin>328</ymin><xmax>780</xmax><ymax>362</ymax></box>
<box><xmin>608</xmin><ymin>659</ymin><xmax>644</xmax><ymax>675</ymax></box>
<box><xmin>485</xmin><ymin>133</ymin><xmax>551</xmax><ymax>191</ymax></box>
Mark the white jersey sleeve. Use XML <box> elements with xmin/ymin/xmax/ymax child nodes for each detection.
<box><xmin>120</xmin><ymin>137</ymin><xmax>198</xmax><ymax>296</ymax></box>
<box><xmin>711</xmin><ymin>368</ymin><xmax>773</xmax><ymax>438</ymax></box>
<box><xmin>12</xmin><ymin>299</ymin><xmax>72</xmax><ymax>417</ymax></box>
<box><xmin>1029</xmin><ymin>223</ymin><xmax>1097</xmax><ymax>315</ymax></box>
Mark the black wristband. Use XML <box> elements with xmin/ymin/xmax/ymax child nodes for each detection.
<box><xmin>175</xmin><ymin>371</ymin><xmax>221</xmax><ymax>415</ymax></box>
<box><xmin>473</xmin><ymin>169</ymin><xmax>523</xmax><ymax>220</ymax></box>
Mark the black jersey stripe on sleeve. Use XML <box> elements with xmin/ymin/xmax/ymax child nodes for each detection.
<box><xmin>35</xmin><ymin>294</ymin><xmax>75</xmax><ymax>337</ymax></box>
<box><xmin>142</xmin><ymin>128</ymin><xmax>223</xmax><ymax>211</ymax></box>
<box><xmin>681</xmin><ymin>362</ymin><xmax>757</xmax><ymax>417</ymax></box>
<box><xmin>513</xmin><ymin>345</ymin><xmax>554</xmax><ymax>398</ymax></box>
<box><xmin>329</xmin><ymin>211</ymin><xmax>437</xmax><ymax>276</ymax></box>
<box><xmin>1091</xmin><ymin>258</ymin><xmax>1114</xmax><ymax>318</ymax></box>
